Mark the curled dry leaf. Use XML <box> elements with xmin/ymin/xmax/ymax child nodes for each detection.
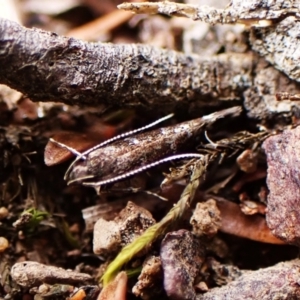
<box><xmin>215</xmin><ymin>196</ymin><xmax>284</xmax><ymax>245</ymax></box>
<box><xmin>45</xmin><ymin>122</ymin><xmax>118</xmax><ymax>166</ymax></box>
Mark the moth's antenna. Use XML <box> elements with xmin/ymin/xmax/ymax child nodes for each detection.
<box><xmin>49</xmin><ymin>138</ymin><xmax>86</xmax><ymax>158</ymax></box>
<box><xmin>67</xmin><ymin>175</ymin><xmax>95</xmax><ymax>185</ymax></box>
<box><xmin>204</xmin><ymin>131</ymin><xmax>218</xmax><ymax>149</ymax></box>
<box><xmin>80</xmin><ymin>113</ymin><xmax>174</xmax><ymax>157</ymax></box>
<box><xmin>64</xmin><ymin>113</ymin><xmax>174</xmax><ymax>180</ymax></box>
<box><xmin>81</xmin><ymin>153</ymin><xmax>204</xmax><ymax>187</ymax></box>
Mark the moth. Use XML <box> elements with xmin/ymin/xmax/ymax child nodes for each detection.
<box><xmin>52</xmin><ymin>106</ymin><xmax>241</xmax><ymax>188</ymax></box>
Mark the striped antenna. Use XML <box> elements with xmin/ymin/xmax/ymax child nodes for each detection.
<box><xmin>49</xmin><ymin>138</ymin><xmax>85</xmax><ymax>158</ymax></box>
<box><xmin>81</xmin><ymin>153</ymin><xmax>204</xmax><ymax>187</ymax></box>
<box><xmin>204</xmin><ymin>131</ymin><xmax>218</xmax><ymax>149</ymax></box>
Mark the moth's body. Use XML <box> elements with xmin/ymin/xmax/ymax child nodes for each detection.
<box><xmin>66</xmin><ymin>107</ymin><xmax>241</xmax><ymax>186</ymax></box>
<box><xmin>68</xmin><ymin>120</ymin><xmax>202</xmax><ymax>182</ymax></box>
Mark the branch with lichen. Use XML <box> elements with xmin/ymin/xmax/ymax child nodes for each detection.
<box><xmin>102</xmin><ymin>156</ymin><xmax>208</xmax><ymax>285</ymax></box>
<box><xmin>119</xmin><ymin>1</ymin><xmax>297</xmax><ymax>24</ymax></box>
<box><xmin>119</xmin><ymin>2</ymin><xmax>239</xmax><ymax>24</ymax></box>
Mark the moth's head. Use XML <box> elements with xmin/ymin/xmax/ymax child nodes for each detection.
<box><xmin>65</xmin><ymin>159</ymin><xmax>99</xmax><ymax>185</ymax></box>
<box><xmin>66</xmin><ymin>162</ymin><xmax>95</xmax><ymax>185</ymax></box>
<box><xmin>65</xmin><ymin>153</ymin><xmax>108</xmax><ymax>185</ymax></box>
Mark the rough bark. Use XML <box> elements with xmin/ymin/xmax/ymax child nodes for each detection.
<box><xmin>251</xmin><ymin>16</ymin><xmax>300</xmax><ymax>82</ymax></box>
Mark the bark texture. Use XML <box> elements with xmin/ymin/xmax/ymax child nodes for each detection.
<box><xmin>0</xmin><ymin>18</ymin><xmax>252</xmax><ymax>111</ymax></box>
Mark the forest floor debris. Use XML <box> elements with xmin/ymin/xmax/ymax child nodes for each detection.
<box><xmin>1</xmin><ymin>0</ymin><xmax>300</xmax><ymax>299</ymax></box>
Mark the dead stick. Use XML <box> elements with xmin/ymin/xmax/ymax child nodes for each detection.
<box><xmin>0</xmin><ymin>18</ymin><xmax>254</xmax><ymax>110</ymax></box>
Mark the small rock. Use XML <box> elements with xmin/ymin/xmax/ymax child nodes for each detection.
<box><xmin>93</xmin><ymin>219</ymin><xmax>121</xmax><ymax>256</ymax></box>
<box><xmin>236</xmin><ymin>149</ymin><xmax>257</xmax><ymax>173</ymax></box>
<box><xmin>190</xmin><ymin>199</ymin><xmax>221</xmax><ymax>237</ymax></box>
<box><xmin>263</xmin><ymin>127</ymin><xmax>300</xmax><ymax>245</ymax></box>
<box><xmin>199</xmin><ymin>259</ymin><xmax>300</xmax><ymax>300</ymax></box>
<box><xmin>132</xmin><ymin>256</ymin><xmax>164</xmax><ymax>299</ymax></box>
<box><xmin>160</xmin><ymin>230</ymin><xmax>206</xmax><ymax>300</ymax></box>
<box><xmin>33</xmin><ymin>283</ymin><xmax>74</xmax><ymax>299</ymax></box>
<box><xmin>93</xmin><ymin>201</ymin><xmax>156</xmax><ymax>256</ymax></box>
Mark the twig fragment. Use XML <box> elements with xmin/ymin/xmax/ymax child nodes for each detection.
<box><xmin>119</xmin><ymin>2</ymin><xmax>239</xmax><ymax>25</ymax></box>
<box><xmin>11</xmin><ymin>261</ymin><xmax>92</xmax><ymax>288</ymax></box>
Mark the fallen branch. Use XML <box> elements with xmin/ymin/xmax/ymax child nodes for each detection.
<box><xmin>0</xmin><ymin>18</ymin><xmax>253</xmax><ymax>111</ymax></box>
